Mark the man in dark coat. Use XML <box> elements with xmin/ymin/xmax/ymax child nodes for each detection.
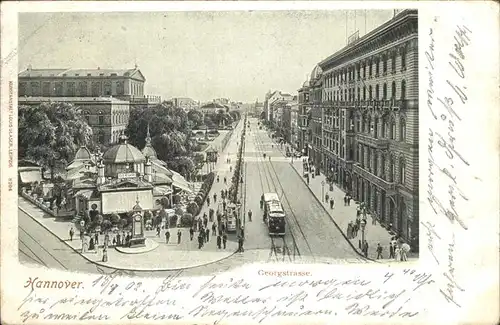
<box><xmin>189</xmin><ymin>227</ymin><xmax>194</xmax><ymax>241</ymax></box>
<box><xmin>222</xmin><ymin>233</ymin><xmax>227</xmax><ymax>249</ymax></box>
<box><xmin>216</xmin><ymin>235</ymin><xmax>222</xmax><ymax>249</ymax></box>
<box><xmin>198</xmin><ymin>233</ymin><xmax>204</xmax><ymax>249</ymax></box>
<box><xmin>165</xmin><ymin>229</ymin><xmax>170</xmax><ymax>244</ymax></box>
<box><xmin>205</xmin><ymin>228</ymin><xmax>210</xmax><ymax>242</ymax></box>
<box><xmin>177</xmin><ymin>229</ymin><xmax>182</xmax><ymax>244</ymax></box>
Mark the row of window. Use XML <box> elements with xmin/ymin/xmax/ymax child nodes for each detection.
<box><xmin>82</xmin><ymin>111</ymin><xmax>129</xmax><ymax>125</ymax></box>
<box><xmin>356</xmin><ymin>147</ymin><xmax>407</xmax><ymax>185</ymax></box>
<box><xmin>19</xmin><ymin>81</ymin><xmax>126</xmax><ymax>97</ymax></box>
<box><xmin>323</xmin><ymin>48</ymin><xmax>407</xmax><ymax>88</ymax></box>
<box><xmin>356</xmin><ymin>116</ymin><xmax>406</xmax><ymax>142</ymax></box>
<box><xmin>324</xmin><ymin>79</ymin><xmax>407</xmax><ymax>102</ymax></box>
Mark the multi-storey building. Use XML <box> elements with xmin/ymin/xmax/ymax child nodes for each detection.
<box><xmin>308</xmin><ymin>65</ymin><xmax>323</xmax><ymax>169</ymax></box>
<box><xmin>297</xmin><ymin>80</ymin><xmax>310</xmax><ymax>154</ymax></box>
<box><xmin>281</xmin><ymin>97</ymin><xmax>298</xmax><ymax>145</ymax></box>
<box><xmin>19</xmin><ymin>66</ymin><xmax>146</xmax><ymax>98</ymax></box>
<box><xmin>318</xmin><ymin>9</ymin><xmax>418</xmax><ymax>245</ymax></box>
<box><xmin>19</xmin><ymin>96</ymin><xmax>130</xmax><ymax>145</ymax></box>
<box><xmin>171</xmin><ymin>97</ymin><xmax>198</xmax><ymax>111</ymax></box>
<box><xmin>18</xmin><ymin>66</ymin><xmax>160</xmax><ymax>143</ymax></box>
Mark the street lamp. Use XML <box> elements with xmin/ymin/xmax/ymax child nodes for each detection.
<box><xmin>321</xmin><ymin>180</ymin><xmax>325</xmax><ymax>201</ymax></box>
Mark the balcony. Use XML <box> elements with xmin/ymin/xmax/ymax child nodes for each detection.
<box><xmin>356</xmin><ymin>133</ymin><xmax>389</xmax><ymax>149</ymax></box>
<box><xmin>353</xmin><ymin>164</ymin><xmax>396</xmax><ymax>194</ymax></box>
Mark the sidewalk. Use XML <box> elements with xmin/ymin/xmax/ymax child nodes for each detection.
<box><xmin>289</xmin><ymin>159</ymin><xmax>414</xmax><ymax>261</ymax></box>
<box><xmin>20</xmin><ymin>198</ymin><xmax>238</xmax><ymax>272</ymax></box>
<box><xmin>195</xmin><ymin>120</ymin><xmax>243</xmax><ymax>220</ymax></box>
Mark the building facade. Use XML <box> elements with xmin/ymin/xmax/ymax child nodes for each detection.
<box><xmin>309</xmin><ymin>66</ymin><xmax>323</xmax><ymax>169</ymax></box>
<box><xmin>18</xmin><ymin>97</ymin><xmax>130</xmax><ymax>145</ymax></box>
<box><xmin>297</xmin><ymin>81</ymin><xmax>310</xmax><ymax>154</ymax></box>
<box><xmin>19</xmin><ymin>67</ymin><xmax>146</xmax><ymax>99</ymax></box>
<box><xmin>171</xmin><ymin>97</ymin><xmax>198</xmax><ymax>111</ymax></box>
<box><xmin>318</xmin><ymin>9</ymin><xmax>418</xmax><ymax>245</ymax></box>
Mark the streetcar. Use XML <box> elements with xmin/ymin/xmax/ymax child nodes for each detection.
<box><xmin>262</xmin><ymin>192</ymin><xmax>286</xmax><ymax>236</ymax></box>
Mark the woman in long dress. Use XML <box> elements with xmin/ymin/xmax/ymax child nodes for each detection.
<box><xmin>394</xmin><ymin>245</ymin><xmax>401</xmax><ymax>261</ymax></box>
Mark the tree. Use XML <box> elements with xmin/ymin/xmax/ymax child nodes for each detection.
<box><xmin>187</xmin><ymin>109</ymin><xmax>204</xmax><ymax>128</ymax></box>
<box><xmin>110</xmin><ymin>213</ymin><xmax>121</xmax><ymax>225</ymax></box>
<box><xmin>18</xmin><ymin>102</ymin><xmax>94</xmax><ymax>179</ymax></box>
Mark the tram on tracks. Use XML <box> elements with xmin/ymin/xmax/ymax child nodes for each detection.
<box><xmin>262</xmin><ymin>192</ymin><xmax>286</xmax><ymax>236</ymax></box>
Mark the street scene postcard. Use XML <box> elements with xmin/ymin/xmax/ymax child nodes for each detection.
<box><xmin>0</xmin><ymin>1</ymin><xmax>498</xmax><ymax>324</ymax></box>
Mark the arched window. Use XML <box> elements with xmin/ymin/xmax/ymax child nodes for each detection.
<box><xmin>391</xmin><ymin>119</ymin><xmax>397</xmax><ymax>140</ymax></box>
<box><xmin>391</xmin><ymin>81</ymin><xmax>396</xmax><ymax>99</ymax></box>
<box><xmin>401</xmin><ymin>80</ymin><xmax>406</xmax><ymax>100</ymax></box>
<box><xmin>375</xmin><ymin>84</ymin><xmax>379</xmax><ymax>100</ymax></box>
<box><xmin>369</xmin><ymin>86</ymin><xmax>372</xmax><ymax>100</ymax></box>
<box><xmin>399</xmin><ymin>157</ymin><xmax>406</xmax><ymax>184</ymax></box>
<box><xmin>401</xmin><ymin>48</ymin><xmax>407</xmax><ymax>69</ymax></box>
<box><xmin>400</xmin><ymin>118</ymin><xmax>406</xmax><ymax>142</ymax></box>
<box><xmin>376</xmin><ymin>59</ymin><xmax>380</xmax><ymax>76</ymax></box>
<box><xmin>383</xmin><ymin>83</ymin><xmax>387</xmax><ymax>100</ymax></box>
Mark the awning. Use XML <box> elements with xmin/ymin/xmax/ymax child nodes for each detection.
<box><xmin>172</xmin><ymin>173</ymin><xmax>193</xmax><ymax>193</ymax></box>
<box><xmin>19</xmin><ymin>170</ymin><xmax>42</xmax><ymax>184</ymax></box>
<box><xmin>153</xmin><ymin>185</ymin><xmax>173</xmax><ymax>196</ymax></box>
<box><xmin>75</xmin><ymin>189</ymin><xmax>93</xmax><ymax>200</ymax></box>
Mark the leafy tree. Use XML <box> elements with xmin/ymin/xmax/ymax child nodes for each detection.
<box><xmin>187</xmin><ymin>109</ymin><xmax>204</xmax><ymax>128</ymax></box>
<box><xmin>110</xmin><ymin>213</ymin><xmax>121</xmax><ymax>225</ymax></box>
<box><xmin>18</xmin><ymin>102</ymin><xmax>94</xmax><ymax>179</ymax></box>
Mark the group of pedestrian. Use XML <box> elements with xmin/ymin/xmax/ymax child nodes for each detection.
<box><xmin>163</xmin><ymin>228</ymin><xmax>183</xmax><ymax>245</ymax></box>
<box><xmin>343</xmin><ymin>194</ymin><xmax>353</xmax><ymax>206</ymax></box>
<box><xmin>346</xmin><ymin>219</ymin><xmax>360</xmax><ymax>239</ymax></box>
<box><xmin>194</xmin><ymin>222</ymin><xmax>228</xmax><ymax>250</ymax></box>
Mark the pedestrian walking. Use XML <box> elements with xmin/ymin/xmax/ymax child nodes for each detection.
<box><xmin>198</xmin><ymin>233</ymin><xmax>204</xmax><ymax>249</ymax></box>
<box><xmin>102</xmin><ymin>247</ymin><xmax>108</xmax><ymax>262</ymax></box>
<box><xmin>376</xmin><ymin>243</ymin><xmax>383</xmax><ymax>259</ymax></box>
<box><xmin>212</xmin><ymin>223</ymin><xmax>216</xmax><ymax>235</ymax></box>
<box><xmin>217</xmin><ymin>175</ymin><xmax>220</xmax><ymax>183</ymax></box>
<box><xmin>209</xmin><ymin>208</ymin><xmax>214</xmax><ymax>222</ymax></box>
<box><xmin>205</xmin><ymin>228</ymin><xmax>210</xmax><ymax>242</ymax></box>
<box><xmin>223</xmin><ymin>233</ymin><xmax>227</xmax><ymax>249</ymax></box>
<box><xmin>116</xmin><ymin>232</ymin><xmax>121</xmax><ymax>246</ymax></box>
<box><xmin>325</xmin><ymin>193</ymin><xmax>329</xmax><ymax>203</ymax></box>
<box><xmin>389</xmin><ymin>243</ymin><xmax>395</xmax><ymax>259</ymax></box>
<box><xmin>401</xmin><ymin>243</ymin><xmax>410</xmax><ymax>261</ymax></box>
<box><xmin>156</xmin><ymin>226</ymin><xmax>161</xmax><ymax>237</ymax></box>
<box><xmin>69</xmin><ymin>227</ymin><xmax>74</xmax><ymax>241</ymax></box>
<box><xmin>203</xmin><ymin>216</ymin><xmax>208</xmax><ymax>229</ymax></box>
<box><xmin>207</xmin><ymin>197</ymin><xmax>210</xmax><ymax>206</ymax></box>
<box><xmin>165</xmin><ymin>229</ymin><xmax>170</xmax><ymax>244</ymax></box>
<box><xmin>230</xmin><ymin>166</ymin><xmax>233</xmax><ymax>173</ymax></box>
<box><xmin>112</xmin><ymin>236</ymin><xmax>117</xmax><ymax>246</ymax></box>
<box><xmin>177</xmin><ymin>229</ymin><xmax>182</xmax><ymax>244</ymax></box>
<box><xmin>224</xmin><ymin>176</ymin><xmax>227</xmax><ymax>184</ymax></box>
<box><xmin>94</xmin><ymin>232</ymin><xmax>99</xmax><ymax>246</ymax></box>
<box><xmin>347</xmin><ymin>222</ymin><xmax>353</xmax><ymax>239</ymax></box>
<box><xmin>329</xmin><ymin>198</ymin><xmax>334</xmax><ymax>209</ymax></box>
<box><xmin>213</xmin><ymin>193</ymin><xmax>217</xmax><ymax>203</ymax></box>
<box><xmin>189</xmin><ymin>227</ymin><xmax>194</xmax><ymax>241</ymax></box>
<box><xmin>217</xmin><ymin>235</ymin><xmax>222</xmax><ymax>249</ymax></box>
<box><xmin>372</xmin><ymin>214</ymin><xmax>377</xmax><ymax>225</ymax></box>
<box><xmin>237</xmin><ymin>235</ymin><xmax>244</xmax><ymax>253</ymax></box>
<box><xmin>248</xmin><ymin>209</ymin><xmax>252</xmax><ymax>222</ymax></box>
<box><xmin>344</xmin><ymin>195</ymin><xmax>348</xmax><ymax>206</ymax></box>
<box><xmin>363</xmin><ymin>240</ymin><xmax>369</xmax><ymax>258</ymax></box>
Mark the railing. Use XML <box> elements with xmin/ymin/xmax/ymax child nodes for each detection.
<box><xmin>352</xmin><ymin>164</ymin><xmax>396</xmax><ymax>193</ymax></box>
<box><xmin>356</xmin><ymin>133</ymin><xmax>389</xmax><ymax>149</ymax></box>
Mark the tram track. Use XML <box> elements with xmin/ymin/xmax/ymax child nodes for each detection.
<box><xmin>252</xmin><ymin>129</ymin><xmax>304</xmax><ymax>262</ymax></box>
<box><xmin>253</xmin><ymin>127</ymin><xmax>317</xmax><ymax>261</ymax></box>
<box><xmin>18</xmin><ymin>225</ymin><xmax>69</xmax><ymax>270</ymax></box>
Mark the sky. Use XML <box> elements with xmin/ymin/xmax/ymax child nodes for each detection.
<box><xmin>19</xmin><ymin>10</ymin><xmax>395</xmax><ymax>103</ymax></box>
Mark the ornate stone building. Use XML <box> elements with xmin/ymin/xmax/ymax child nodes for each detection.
<box><xmin>297</xmin><ymin>79</ymin><xmax>310</xmax><ymax>154</ymax></box>
<box><xmin>317</xmin><ymin>9</ymin><xmax>418</xmax><ymax>245</ymax></box>
<box><xmin>19</xmin><ymin>66</ymin><xmax>146</xmax><ymax>99</ymax></box>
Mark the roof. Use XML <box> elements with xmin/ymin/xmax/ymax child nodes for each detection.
<box><xmin>18</xmin><ymin>97</ymin><xmax>130</xmax><ymax>104</ymax></box>
<box><xmin>19</xmin><ymin>170</ymin><xmax>42</xmax><ymax>184</ymax></box>
<box><xmin>142</xmin><ymin>145</ymin><xmax>157</xmax><ymax>159</ymax></box>
<box><xmin>102</xmin><ymin>135</ymin><xmax>145</xmax><ymax>164</ymax></box>
<box><xmin>74</xmin><ymin>146</ymin><xmax>92</xmax><ymax>161</ymax></box>
<box><xmin>310</xmin><ymin>65</ymin><xmax>323</xmax><ymax>81</ymax></box>
<box><xmin>201</xmin><ymin>102</ymin><xmax>225</xmax><ymax>109</ymax></box>
<box><xmin>263</xmin><ymin>192</ymin><xmax>279</xmax><ymax>202</ymax></box>
<box><xmin>318</xmin><ymin>9</ymin><xmax>418</xmax><ymax>70</ymax></box>
<box><xmin>19</xmin><ymin>67</ymin><xmax>145</xmax><ymax>81</ymax></box>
